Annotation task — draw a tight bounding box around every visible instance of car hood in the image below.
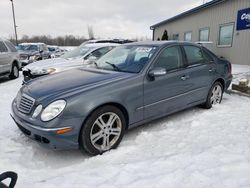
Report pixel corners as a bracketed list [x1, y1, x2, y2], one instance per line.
[23, 68, 134, 100]
[24, 57, 84, 72]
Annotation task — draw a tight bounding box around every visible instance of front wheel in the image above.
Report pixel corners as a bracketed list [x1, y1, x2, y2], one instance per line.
[202, 82, 223, 109]
[9, 63, 19, 79]
[79, 105, 126, 155]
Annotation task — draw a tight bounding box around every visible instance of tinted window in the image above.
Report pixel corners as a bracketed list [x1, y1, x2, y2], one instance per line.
[202, 49, 213, 62]
[0, 41, 8, 52]
[5, 41, 17, 52]
[218, 23, 234, 46]
[154, 46, 183, 71]
[184, 46, 204, 65]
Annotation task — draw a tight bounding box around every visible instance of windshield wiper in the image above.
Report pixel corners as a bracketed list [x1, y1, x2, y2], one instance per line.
[105, 61, 120, 71]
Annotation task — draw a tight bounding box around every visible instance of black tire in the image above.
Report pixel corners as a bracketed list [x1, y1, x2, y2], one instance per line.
[79, 105, 126, 155]
[201, 81, 223, 109]
[9, 63, 19, 79]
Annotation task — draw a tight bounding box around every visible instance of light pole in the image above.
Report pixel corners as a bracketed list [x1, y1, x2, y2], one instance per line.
[10, 0, 18, 45]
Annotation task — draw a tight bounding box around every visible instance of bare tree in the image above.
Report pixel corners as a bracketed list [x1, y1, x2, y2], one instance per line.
[87, 25, 95, 40]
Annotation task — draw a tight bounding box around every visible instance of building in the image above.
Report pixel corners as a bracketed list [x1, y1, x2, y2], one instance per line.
[150, 0, 250, 65]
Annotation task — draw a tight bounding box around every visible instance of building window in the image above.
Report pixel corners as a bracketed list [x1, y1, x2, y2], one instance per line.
[199, 28, 209, 41]
[184, 32, 192, 41]
[173, 34, 179, 40]
[218, 23, 234, 47]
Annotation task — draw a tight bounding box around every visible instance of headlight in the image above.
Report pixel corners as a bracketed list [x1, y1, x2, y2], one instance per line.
[41, 100, 66, 122]
[31, 68, 56, 75]
[29, 55, 38, 61]
[46, 68, 56, 74]
[32, 105, 43, 118]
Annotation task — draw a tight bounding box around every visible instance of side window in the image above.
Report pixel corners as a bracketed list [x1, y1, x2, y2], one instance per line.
[0, 41, 8, 52]
[5, 41, 17, 52]
[154, 46, 183, 71]
[202, 49, 214, 62]
[91, 47, 113, 59]
[184, 46, 205, 66]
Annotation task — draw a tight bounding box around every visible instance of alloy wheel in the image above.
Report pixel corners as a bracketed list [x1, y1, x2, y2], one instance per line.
[210, 84, 222, 105]
[90, 112, 122, 151]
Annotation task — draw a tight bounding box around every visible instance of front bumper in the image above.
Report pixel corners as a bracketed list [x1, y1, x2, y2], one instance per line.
[11, 101, 82, 150]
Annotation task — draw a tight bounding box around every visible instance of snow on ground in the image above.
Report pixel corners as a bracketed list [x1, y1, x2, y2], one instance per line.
[0, 65, 250, 188]
[231, 64, 250, 86]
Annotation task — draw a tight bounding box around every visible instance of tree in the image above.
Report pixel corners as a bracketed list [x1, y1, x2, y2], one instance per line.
[161, 30, 169, 40]
[87, 25, 95, 40]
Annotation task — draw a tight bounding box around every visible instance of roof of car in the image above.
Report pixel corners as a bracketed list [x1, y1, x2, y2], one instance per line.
[82, 43, 120, 48]
[19, 42, 46, 46]
[123, 40, 201, 47]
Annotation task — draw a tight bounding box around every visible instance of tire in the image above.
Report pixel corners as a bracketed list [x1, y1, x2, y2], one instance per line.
[79, 105, 126, 155]
[9, 63, 19, 79]
[201, 81, 223, 109]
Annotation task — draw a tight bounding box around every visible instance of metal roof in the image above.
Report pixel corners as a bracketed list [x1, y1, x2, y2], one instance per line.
[150, 0, 226, 29]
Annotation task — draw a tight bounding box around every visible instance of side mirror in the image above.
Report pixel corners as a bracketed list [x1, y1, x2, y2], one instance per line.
[39, 50, 43, 53]
[148, 67, 167, 78]
[87, 55, 97, 61]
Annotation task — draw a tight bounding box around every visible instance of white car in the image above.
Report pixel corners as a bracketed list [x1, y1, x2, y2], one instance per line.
[23, 43, 119, 82]
[0, 38, 21, 79]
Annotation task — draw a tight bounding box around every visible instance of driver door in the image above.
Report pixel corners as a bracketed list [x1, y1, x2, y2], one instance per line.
[143, 45, 191, 120]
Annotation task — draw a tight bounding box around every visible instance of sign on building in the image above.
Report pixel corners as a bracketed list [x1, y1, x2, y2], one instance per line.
[237, 7, 250, 31]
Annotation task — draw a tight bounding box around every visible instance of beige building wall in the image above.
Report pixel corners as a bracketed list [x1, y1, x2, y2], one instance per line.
[153, 0, 250, 65]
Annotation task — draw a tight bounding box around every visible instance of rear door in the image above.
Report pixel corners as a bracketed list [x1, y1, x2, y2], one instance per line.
[143, 45, 192, 120]
[0, 41, 11, 74]
[181, 45, 216, 105]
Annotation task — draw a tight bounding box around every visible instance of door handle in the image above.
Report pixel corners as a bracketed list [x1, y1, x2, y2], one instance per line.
[181, 75, 189, 81]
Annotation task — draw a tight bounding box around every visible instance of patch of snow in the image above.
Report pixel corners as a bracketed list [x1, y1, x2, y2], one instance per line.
[0, 66, 250, 188]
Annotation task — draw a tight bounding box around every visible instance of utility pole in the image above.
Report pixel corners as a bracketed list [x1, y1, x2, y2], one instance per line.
[10, 0, 18, 45]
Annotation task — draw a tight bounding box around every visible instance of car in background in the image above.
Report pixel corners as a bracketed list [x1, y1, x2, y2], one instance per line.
[17, 43, 51, 66]
[83, 39, 135, 45]
[11, 41, 232, 155]
[48, 45, 67, 58]
[22, 43, 119, 82]
[0, 38, 21, 79]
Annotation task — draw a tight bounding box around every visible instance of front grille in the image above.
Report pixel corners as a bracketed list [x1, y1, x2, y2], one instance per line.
[17, 94, 35, 114]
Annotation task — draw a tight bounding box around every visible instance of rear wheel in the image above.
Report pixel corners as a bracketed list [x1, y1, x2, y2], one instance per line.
[79, 105, 126, 155]
[202, 81, 223, 109]
[9, 63, 19, 79]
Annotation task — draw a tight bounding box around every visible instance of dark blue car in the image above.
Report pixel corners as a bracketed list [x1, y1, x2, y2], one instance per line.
[11, 41, 232, 155]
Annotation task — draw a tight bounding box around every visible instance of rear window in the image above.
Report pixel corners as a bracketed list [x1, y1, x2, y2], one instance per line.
[5, 41, 17, 52]
[183, 45, 204, 66]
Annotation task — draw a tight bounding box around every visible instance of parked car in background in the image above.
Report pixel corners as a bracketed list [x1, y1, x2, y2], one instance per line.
[0, 38, 21, 79]
[11, 41, 232, 155]
[48, 45, 67, 58]
[22, 43, 119, 82]
[82, 39, 135, 45]
[17, 43, 51, 66]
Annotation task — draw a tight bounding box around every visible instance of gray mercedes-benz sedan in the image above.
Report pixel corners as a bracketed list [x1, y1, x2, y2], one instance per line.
[11, 41, 232, 155]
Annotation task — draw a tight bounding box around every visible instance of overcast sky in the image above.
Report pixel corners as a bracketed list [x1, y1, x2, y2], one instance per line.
[0, 0, 206, 40]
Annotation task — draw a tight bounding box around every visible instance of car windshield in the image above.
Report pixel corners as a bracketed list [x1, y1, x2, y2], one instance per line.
[96, 45, 158, 73]
[61, 46, 93, 59]
[18, 45, 39, 51]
